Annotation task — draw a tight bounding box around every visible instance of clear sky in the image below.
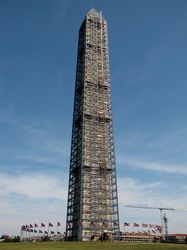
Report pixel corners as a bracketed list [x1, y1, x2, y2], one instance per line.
[0, 0, 187, 236]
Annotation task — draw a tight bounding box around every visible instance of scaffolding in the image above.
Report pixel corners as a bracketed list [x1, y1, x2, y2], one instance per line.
[66, 8, 120, 241]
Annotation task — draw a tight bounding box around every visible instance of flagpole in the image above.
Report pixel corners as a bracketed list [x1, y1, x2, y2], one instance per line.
[26, 226, 28, 239]
[20, 226, 22, 239]
[25, 226, 27, 240]
[29, 224, 30, 240]
[38, 226, 40, 237]
[56, 222, 58, 235]
[23, 226, 27, 241]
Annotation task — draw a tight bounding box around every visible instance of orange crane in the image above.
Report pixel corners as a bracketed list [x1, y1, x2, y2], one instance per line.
[124, 204, 174, 241]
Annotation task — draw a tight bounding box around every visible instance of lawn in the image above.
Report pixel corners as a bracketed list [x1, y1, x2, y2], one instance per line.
[0, 242, 187, 250]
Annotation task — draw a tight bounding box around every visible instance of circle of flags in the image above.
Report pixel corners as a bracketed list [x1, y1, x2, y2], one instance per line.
[20, 222, 63, 240]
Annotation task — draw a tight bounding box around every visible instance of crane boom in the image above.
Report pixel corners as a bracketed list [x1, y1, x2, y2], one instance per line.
[124, 204, 174, 211]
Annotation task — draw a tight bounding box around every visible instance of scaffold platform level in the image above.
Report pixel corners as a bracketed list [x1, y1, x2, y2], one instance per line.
[66, 8, 119, 241]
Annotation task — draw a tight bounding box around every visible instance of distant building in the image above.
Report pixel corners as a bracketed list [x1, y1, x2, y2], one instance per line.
[66, 8, 120, 241]
[121, 233, 187, 244]
[168, 234, 187, 244]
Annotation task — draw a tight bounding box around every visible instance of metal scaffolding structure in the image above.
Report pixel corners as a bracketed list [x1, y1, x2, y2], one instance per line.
[66, 8, 120, 241]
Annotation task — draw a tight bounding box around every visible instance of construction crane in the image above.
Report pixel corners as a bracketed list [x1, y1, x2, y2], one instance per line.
[124, 204, 174, 241]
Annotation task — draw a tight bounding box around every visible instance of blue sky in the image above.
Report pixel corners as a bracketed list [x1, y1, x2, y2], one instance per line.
[0, 0, 187, 236]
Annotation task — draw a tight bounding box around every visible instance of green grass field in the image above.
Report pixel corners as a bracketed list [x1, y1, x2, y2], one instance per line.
[0, 242, 187, 250]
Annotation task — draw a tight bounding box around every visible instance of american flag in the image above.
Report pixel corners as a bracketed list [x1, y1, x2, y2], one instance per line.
[134, 223, 139, 227]
[142, 223, 148, 227]
[114, 222, 119, 226]
[124, 222, 130, 226]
